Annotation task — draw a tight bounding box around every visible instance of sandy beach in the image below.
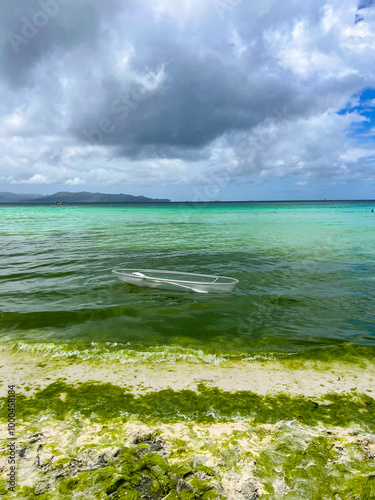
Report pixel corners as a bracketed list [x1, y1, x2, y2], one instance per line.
[1, 346, 375, 398]
[1, 347, 374, 499]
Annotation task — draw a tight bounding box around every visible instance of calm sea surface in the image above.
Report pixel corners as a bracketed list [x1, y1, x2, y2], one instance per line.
[1, 201, 374, 362]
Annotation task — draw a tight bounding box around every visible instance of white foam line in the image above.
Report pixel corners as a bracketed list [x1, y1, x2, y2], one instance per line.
[1, 342, 295, 365]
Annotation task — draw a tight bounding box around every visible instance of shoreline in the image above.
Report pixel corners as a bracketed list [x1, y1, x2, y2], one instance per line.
[1, 347, 374, 399]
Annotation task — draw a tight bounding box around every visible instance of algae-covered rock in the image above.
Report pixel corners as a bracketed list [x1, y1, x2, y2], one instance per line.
[132, 430, 161, 444]
[176, 478, 194, 492]
[2, 379, 375, 499]
[10, 438, 228, 500]
[0, 479, 8, 496]
[132, 474, 155, 498]
[234, 478, 259, 499]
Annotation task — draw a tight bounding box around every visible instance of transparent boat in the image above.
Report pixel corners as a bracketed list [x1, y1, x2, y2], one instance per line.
[112, 269, 238, 294]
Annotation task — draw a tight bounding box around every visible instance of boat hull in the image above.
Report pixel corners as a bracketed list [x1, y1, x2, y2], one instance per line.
[112, 269, 238, 294]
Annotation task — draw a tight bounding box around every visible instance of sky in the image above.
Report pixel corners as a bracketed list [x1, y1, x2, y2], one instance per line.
[0, 0, 374, 201]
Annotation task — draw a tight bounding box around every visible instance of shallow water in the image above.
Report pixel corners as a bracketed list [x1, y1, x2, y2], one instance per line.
[1, 201, 374, 361]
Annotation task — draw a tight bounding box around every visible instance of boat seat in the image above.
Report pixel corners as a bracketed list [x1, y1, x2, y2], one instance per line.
[132, 272, 148, 278]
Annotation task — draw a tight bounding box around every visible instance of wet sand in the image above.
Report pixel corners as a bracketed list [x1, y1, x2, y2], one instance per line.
[1, 348, 374, 398]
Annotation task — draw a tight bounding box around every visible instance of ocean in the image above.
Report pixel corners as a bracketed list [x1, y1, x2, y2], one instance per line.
[1, 200, 374, 364]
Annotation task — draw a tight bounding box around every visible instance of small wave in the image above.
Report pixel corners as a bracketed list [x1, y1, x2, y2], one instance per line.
[0, 341, 293, 365]
[242, 352, 297, 361]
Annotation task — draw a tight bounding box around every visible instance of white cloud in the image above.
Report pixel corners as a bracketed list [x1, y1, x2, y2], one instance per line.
[363, 98, 375, 107]
[264, 6, 364, 80]
[20, 174, 49, 184]
[65, 177, 85, 185]
[0, 0, 374, 195]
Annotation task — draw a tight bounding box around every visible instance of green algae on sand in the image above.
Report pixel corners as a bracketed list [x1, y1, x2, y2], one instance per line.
[2, 420, 375, 499]
[2, 380, 374, 429]
[1, 348, 374, 498]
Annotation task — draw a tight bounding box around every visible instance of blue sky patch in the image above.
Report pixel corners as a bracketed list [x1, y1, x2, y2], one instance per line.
[339, 88, 375, 143]
[358, 0, 375, 10]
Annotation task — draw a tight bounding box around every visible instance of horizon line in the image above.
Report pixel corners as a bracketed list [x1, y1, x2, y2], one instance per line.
[1, 198, 374, 204]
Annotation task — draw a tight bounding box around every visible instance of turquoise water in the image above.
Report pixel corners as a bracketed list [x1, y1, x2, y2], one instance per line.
[1, 201, 374, 361]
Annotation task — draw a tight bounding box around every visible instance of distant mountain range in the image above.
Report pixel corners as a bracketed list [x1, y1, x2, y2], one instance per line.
[0, 192, 42, 202]
[0, 191, 170, 203]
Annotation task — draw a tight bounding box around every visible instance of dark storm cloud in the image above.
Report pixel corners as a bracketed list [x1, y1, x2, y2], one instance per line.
[0, 0, 374, 191]
[0, 0, 122, 86]
[74, 50, 296, 158]
[65, 3, 303, 158]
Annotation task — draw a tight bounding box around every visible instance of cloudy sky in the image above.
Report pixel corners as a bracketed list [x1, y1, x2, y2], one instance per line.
[0, 0, 374, 201]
